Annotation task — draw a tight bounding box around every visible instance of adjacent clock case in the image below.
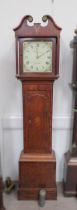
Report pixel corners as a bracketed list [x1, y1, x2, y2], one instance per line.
[63, 29, 77, 196]
[14, 15, 61, 200]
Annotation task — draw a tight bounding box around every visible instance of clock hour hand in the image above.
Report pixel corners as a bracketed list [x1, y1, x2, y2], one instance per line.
[37, 50, 49, 59]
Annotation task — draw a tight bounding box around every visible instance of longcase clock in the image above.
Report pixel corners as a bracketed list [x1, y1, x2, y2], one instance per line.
[14, 15, 61, 200]
[63, 29, 77, 196]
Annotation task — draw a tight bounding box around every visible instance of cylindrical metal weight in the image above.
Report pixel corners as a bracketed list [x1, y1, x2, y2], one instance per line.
[39, 189, 46, 207]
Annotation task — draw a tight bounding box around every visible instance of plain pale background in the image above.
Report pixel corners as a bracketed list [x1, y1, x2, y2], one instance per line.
[0, 0, 76, 181]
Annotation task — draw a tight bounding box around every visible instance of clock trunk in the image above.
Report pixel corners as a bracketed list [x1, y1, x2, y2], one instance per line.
[23, 82, 52, 153]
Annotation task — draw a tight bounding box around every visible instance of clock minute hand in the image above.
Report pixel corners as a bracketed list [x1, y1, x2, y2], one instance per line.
[36, 46, 38, 58]
[37, 50, 49, 59]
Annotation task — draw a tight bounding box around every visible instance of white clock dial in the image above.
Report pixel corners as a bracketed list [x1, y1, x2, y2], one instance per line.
[23, 41, 52, 72]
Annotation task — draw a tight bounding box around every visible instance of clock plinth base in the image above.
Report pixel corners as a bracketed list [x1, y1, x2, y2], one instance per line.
[18, 152, 57, 200]
[63, 151, 77, 196]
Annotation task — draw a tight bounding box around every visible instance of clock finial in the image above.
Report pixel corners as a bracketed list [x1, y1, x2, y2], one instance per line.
[70, 27, 77, 48]
[74, 28, 77, 35]
[42, 15, 48, 22]
[27, 16, 33, 23]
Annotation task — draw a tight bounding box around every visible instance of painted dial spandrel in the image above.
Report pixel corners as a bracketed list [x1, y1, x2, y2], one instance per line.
[23, 41, 52, 72]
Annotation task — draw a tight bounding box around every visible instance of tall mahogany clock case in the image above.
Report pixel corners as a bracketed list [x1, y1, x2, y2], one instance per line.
[14, 15, 61, 200]
[63, 29, 77, 196]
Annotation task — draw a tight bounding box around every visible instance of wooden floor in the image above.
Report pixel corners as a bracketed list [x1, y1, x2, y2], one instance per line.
[4, 184, 77, 210]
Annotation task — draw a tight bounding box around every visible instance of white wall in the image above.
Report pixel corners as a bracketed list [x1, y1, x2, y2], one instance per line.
[0, 0, 76, 181]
